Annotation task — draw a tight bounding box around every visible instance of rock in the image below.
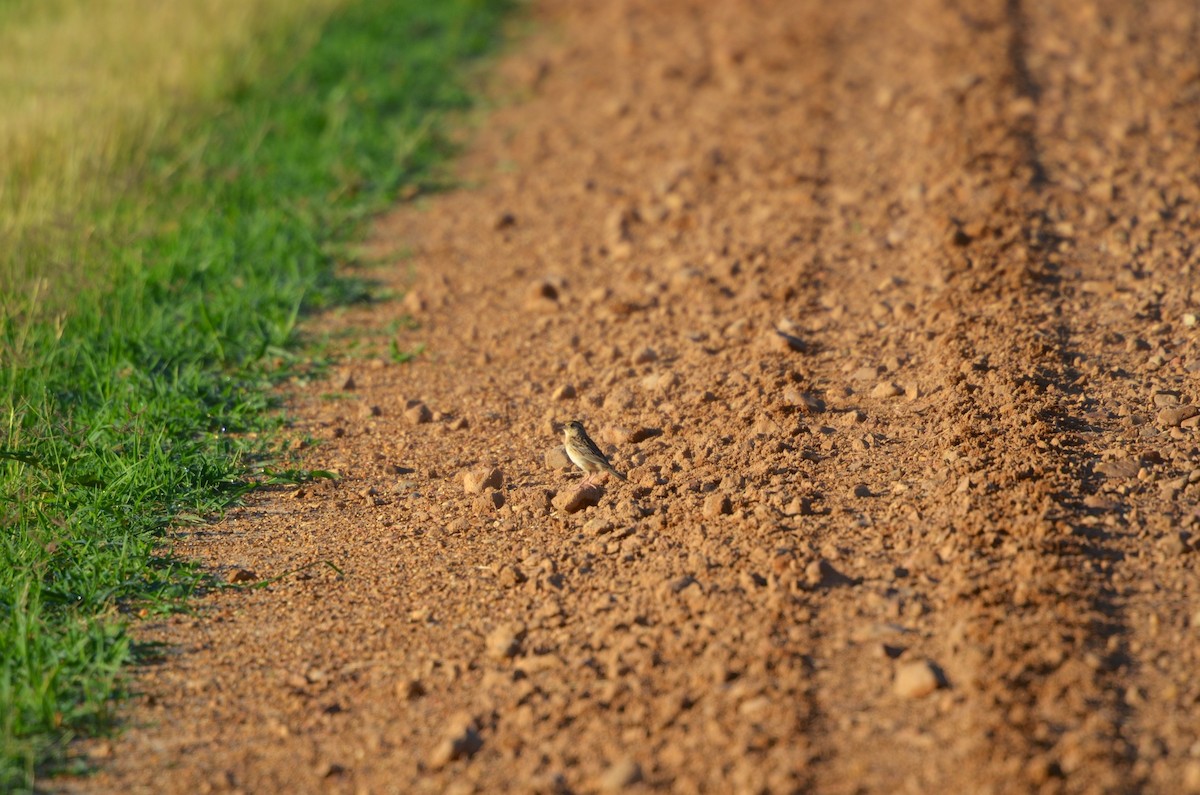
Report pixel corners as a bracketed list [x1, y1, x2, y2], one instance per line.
[486, 623, 524, 659]
[851, 365, 880, 382]
[359, 403, 382, 418]
[1160, 477, 1189, 501]
[894, 660, 942, 699]
[668, 575, 698, 595]
[1082, 494, 1121, 512]
[339, 372, 356, 391]
[463, 467, 503, 494]
[782, 386, 824, 412]
[396, 678, 426, 700]
[837, 409, 866, 427]
[402, 290, 426, 314]
[603, 426, 636, 445]
[604, 425, 663, 446]
[769, 330, 806, 353]
[702, 493, 732, 518]
[553, 383, 577, 400]
[632, 347, 658, 364]
[475, 490, 505, 513]
[430, 718, 483, 769]
[494, 211, 517, 230]
[228, 568, 258, 584]
[582, 517, 616, 536]
[552, 484, 602, 513]
[804, 558, 856, 588]
[1158, 405, 1199, 427]
[498, 564, 527, 587]
[852, 483, 873, 498]
[604, 387, 636, 411]
[598, 757, 643, 791]
[1153, 391, 1181, 408]
[545, 446, 572, 471]
[628, 426, 662, 443]
[1095, 459, 1140, 479]
[404, 400, 433, 425]
[448, 416, 469, 431]
[871, 381, 903, 399]
[785, 496, 814, 516]
[319, 762, 347, 779]
[528, 279, 560, 303]
[654, 371, 681, 392]
[1185, 759, 1200, 793]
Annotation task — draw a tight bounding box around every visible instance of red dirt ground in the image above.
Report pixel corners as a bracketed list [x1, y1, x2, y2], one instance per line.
[62, 0, 1200, 792]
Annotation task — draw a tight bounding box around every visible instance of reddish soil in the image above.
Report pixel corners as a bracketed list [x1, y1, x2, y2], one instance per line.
[64, 0, 1200, 792]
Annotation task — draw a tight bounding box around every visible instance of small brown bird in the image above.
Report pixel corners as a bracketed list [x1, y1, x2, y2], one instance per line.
[563, 420, 626, 486]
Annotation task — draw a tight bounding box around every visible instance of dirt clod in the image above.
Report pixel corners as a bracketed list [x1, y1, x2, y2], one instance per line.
[404, 400, 432, 425]
[1157, 405, 1198, 427]
[893, 660, 942, 699]
[702, 493, 732, 518]
[463, 467, 503, 494]
[552, 484, 602, 514]
[598, 757, 643, 791]
[486, 624, 524, 660]
[430, 718, 484, 769]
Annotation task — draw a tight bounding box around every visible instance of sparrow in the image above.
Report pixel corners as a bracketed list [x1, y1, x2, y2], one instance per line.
[563, 420, 626, 486]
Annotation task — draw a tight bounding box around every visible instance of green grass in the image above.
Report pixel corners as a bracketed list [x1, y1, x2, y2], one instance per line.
[0, 0, 512, 789]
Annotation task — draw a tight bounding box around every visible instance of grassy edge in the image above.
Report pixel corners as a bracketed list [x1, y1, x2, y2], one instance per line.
[0, 0, 513, 789]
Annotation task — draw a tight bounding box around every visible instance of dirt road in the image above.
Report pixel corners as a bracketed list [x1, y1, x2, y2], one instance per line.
[69, 0, 1200, 792]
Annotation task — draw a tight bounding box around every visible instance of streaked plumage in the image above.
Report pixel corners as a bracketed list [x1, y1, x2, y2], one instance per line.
[563, 420, 626, 485]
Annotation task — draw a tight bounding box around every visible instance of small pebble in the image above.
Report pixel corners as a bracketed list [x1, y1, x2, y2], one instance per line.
[702, 493, 732, 518]
[851, 365, 880, 382]
[598, 757, 643, 791]
[871, 381, 903, 399]
[404, 400, 433, 425]
[486, 624, 524, 659]
[1157, 405, 1198, 428]
[1153, 391, 1181, 408]
[632, 347, 658, 364]
[769, 330, 806, 353]
[498, 564, 527, 587]
[894, 660, 941, 698]
[553, 484, 602, 513]
[463, 467, 503, 494]
[396, 678, 426, 700]
[545, 446, 572, 471]
[430, 719, 483, 769]
[228, 568, 258, 584]
[528, 279, 559, 303]
[475, 490, 505, 513]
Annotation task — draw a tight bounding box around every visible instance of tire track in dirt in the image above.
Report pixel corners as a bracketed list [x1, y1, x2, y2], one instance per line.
[1016, 1, 1200, 788]
[792, 0, 1159, 789]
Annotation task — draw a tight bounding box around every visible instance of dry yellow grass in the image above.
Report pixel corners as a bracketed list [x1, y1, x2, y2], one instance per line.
[0, 0, 348, 294]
